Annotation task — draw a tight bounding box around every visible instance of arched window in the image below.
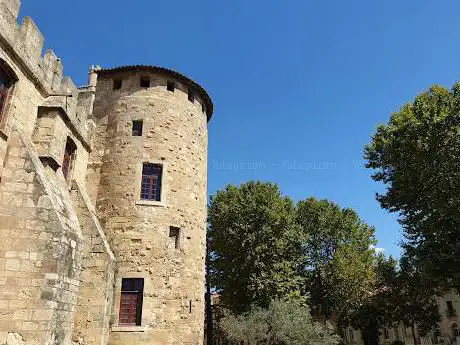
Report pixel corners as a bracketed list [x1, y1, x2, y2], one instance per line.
[451, 323, 459, 339]
[62, 137, 77, 182]
[0, 60, 17, 128]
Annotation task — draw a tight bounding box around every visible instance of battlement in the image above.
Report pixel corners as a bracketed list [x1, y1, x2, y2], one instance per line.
[2, 0, 20, 18]
[0, 0, 95, 148]
[0, 0, 78, 98]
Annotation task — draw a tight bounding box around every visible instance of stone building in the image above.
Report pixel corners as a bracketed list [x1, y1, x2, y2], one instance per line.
[344, 292, 460, 345]
[0, 1, 213, 345]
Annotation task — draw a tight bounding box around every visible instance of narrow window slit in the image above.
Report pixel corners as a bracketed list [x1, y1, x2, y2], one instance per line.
[132, 120, 143, 136]
[140, 76, 150, 88]
[62, 137, 77, 182]
[169, 227, 180, 249]
[0, 62, 16, 126]
[167, 81, 175, 92]
[188, 90, 194, 103]
[113, 79, 122, 90]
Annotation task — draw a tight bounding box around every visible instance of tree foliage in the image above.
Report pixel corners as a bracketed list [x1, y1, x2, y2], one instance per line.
[392, 255, 440, 343]
[365, 84, 460, 289]
[208, 182, 379, 319]
[297, 198, 377, 325]
[351, 254, 399, 345]
[219, 299, 341, 345]
[352, 254, 440, 345]
[208, 182, 305, 313]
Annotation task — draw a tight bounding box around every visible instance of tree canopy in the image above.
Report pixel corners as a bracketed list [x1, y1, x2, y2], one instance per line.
[208, 182, 305, 313]
[297, 198, 377, 326]
[392, 255, 440, 343]
[208, 182, 377, 322]
[365, 84, 460, 289]
[351, 254, 440, 345]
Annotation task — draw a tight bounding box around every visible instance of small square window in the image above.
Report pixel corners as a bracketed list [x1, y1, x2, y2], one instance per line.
[140, 163, 162, 201]
[132, 120, 143, 136]
[188, 91, 194, 103]
[140, 76, 150, 88]
[113, 79, 122, 90]
[169, 227, 180, 249]
[119, 278, 144, 326]
[167, 81, 175, 92]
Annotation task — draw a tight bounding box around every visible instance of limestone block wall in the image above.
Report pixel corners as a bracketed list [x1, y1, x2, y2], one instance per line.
[88, 68, 210, 345]
[31, 108, 90, 187]
[0, 131, 83, 345]
[32, 108, 70, 168]
[71, 181, 115, 345]
[0, 0, 94, 180]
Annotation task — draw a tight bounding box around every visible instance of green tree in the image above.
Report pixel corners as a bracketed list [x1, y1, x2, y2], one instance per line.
[296, 198, 377, 326]
[352, 254, 440, 345]
[351, 254, 398, 345]
[365, 84, 460, 289]
[208, 182, 305, 313]
[392, 255, 440, 345]
[219, 299, 341, 345]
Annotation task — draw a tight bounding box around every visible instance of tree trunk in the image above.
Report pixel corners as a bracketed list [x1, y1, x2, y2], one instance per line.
[362, 322, 379, 345]
[411, 322, 417, 345]
[205, 240, 214, 345]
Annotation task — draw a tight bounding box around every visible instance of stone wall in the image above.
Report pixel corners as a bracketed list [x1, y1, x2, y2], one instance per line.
[0, 1, 100, 344]
[71, 181, 115, 345]
[0, 0, 92, 180]
[0, 131, 83, 345]
[0, 2, 213, 345]
[88, 70, 208, 345]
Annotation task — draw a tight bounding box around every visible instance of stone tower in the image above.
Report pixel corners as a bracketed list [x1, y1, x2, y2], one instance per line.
[86, 66, 213, 345]
[0, 0, 213, 343]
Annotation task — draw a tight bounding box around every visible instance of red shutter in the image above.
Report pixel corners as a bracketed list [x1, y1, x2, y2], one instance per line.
[119, 293, 138, 325]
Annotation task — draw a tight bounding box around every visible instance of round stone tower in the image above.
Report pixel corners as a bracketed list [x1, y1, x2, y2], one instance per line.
[86, 66, 213, 345]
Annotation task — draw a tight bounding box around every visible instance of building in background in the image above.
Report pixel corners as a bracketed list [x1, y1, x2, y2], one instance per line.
[204, 293, 226, 345]
[344, 292, 460, 345]
[0, 1, 213, 344]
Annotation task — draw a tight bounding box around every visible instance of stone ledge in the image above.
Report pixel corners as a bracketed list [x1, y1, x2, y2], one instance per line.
[135, 200, 166, 207]
[111, 326, 146, 333]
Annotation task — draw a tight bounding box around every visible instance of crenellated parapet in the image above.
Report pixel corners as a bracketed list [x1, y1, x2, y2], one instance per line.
[0, 0, 65, 95]
[0, 0, 94, 147]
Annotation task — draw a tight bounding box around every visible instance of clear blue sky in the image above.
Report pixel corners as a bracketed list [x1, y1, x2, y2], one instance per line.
[21, 1, 460, 258]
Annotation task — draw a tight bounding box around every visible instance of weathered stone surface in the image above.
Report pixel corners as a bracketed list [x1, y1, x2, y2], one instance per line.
[0, 1, 211, 345]
[88, 70, 208, 345]
[6, 332, 25, 345]
[0, 132, 83, 345]
[70, 181, 115, 345]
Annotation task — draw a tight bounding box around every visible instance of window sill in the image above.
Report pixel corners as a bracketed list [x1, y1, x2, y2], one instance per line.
[0, 128, 7, 141]
[136, 200, 166, 207]
[111, 326, 146, 332]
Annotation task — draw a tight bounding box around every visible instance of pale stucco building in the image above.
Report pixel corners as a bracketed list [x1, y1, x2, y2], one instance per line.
[345, 292, 460, 345]
[0, 1, 213, 344]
